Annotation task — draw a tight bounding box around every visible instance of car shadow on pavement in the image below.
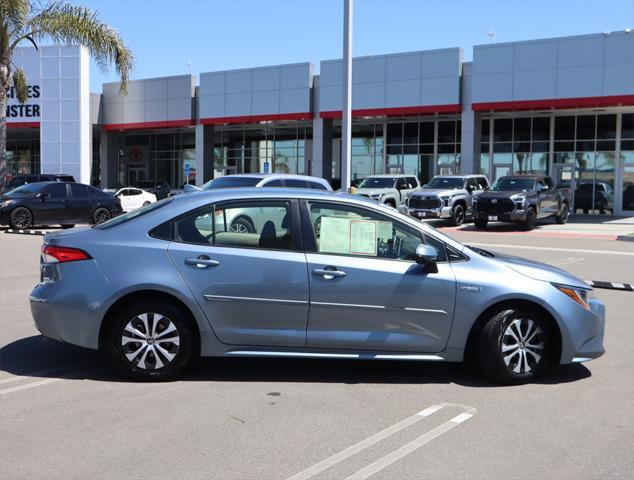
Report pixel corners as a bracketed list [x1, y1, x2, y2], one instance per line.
[1, 335, 592, 387]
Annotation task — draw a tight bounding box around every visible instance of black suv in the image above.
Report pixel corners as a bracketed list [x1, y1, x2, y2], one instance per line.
[134, 180, 171, 200]
[2, 174, 75, 194]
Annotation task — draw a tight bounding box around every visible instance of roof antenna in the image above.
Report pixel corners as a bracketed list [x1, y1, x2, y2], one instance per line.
[187, 59, 192, 75]
[488, 30, 496, 43]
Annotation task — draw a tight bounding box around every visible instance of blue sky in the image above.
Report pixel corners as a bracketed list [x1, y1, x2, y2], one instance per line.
[64, 0, 634, 92]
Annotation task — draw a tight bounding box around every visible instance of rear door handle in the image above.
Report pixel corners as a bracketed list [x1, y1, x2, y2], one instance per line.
[312, 268, 346, 279]
[185, 256, 220, 269]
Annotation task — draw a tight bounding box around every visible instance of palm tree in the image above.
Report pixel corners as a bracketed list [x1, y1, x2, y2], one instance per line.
[1, 0, 133, 191]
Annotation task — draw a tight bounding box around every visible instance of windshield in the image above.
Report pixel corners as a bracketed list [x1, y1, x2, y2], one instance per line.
[426, 177, 464, 189]
[358, 177, 396, 189]
[203, 177, 261, 189]
[492, 178, 536, 192]
[4, 183, 47, 196]
[94, 197, 173, 229]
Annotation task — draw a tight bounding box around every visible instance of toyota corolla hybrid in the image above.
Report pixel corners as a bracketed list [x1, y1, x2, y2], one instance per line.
[30, 188, 605, 384]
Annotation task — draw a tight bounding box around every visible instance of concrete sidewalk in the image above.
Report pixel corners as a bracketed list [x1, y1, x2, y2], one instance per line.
[432, 215, 634, 240]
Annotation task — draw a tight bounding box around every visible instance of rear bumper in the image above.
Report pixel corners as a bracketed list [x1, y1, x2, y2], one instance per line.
[29, 260, 114, 350]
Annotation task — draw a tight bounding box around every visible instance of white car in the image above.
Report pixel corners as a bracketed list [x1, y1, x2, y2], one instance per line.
[115, 187, 157, 212]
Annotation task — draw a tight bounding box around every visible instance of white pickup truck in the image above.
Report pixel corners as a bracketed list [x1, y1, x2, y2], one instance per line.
[353, 175, 421, 208]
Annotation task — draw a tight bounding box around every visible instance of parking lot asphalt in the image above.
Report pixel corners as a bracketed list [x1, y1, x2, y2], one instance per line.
[1, 226, 633, 480]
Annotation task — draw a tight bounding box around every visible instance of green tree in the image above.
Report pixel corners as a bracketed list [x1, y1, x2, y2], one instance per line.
[1, 0, 133, 190]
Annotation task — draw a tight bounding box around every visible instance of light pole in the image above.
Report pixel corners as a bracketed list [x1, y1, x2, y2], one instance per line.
[341, 0, 353, 192]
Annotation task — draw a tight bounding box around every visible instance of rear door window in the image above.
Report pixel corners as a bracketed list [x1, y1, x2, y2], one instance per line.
[284, 179, 309, 188]
[69, 184, 90, 198]
[307, 181, 328, 190]
[173, 200, 296, 251]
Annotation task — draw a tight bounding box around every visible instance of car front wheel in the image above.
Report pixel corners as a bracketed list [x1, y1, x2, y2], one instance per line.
[106, 300, 196, 381]
[451, 204, 465, 226]
[475, 307, 550, 384]
[9, 207, 33, 229]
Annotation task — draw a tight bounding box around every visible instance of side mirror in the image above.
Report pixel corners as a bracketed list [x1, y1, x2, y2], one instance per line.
[35, 192, 49, 201]
[415, 244, 438, 264]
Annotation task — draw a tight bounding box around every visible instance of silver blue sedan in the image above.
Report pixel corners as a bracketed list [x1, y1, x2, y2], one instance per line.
[30, 188, 605, 384]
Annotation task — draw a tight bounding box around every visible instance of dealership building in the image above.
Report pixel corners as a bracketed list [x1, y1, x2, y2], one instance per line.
[5, 30, 634, 215]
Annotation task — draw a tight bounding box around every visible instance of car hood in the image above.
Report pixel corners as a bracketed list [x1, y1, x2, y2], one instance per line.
[492, 251, 590, 289]
[411, 188, 464, 197]
[355, 188, 394, 195]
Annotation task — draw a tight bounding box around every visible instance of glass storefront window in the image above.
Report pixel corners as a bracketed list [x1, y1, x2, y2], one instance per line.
[622, 165, 634, 212]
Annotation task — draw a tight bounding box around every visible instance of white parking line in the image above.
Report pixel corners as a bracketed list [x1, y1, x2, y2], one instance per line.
[286, 403, 475, 480]
[0, 361, 89, 385]
[0, 367, 102, 396]
[469, 243, 634, 256]
[549, 257, 585, 267]
[346, 409, 476, 480]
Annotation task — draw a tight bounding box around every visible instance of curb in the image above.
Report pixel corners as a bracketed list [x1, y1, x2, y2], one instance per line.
[4, 229, 49, 236]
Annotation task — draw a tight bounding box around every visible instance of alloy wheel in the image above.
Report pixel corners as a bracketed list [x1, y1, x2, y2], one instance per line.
[94, 209, 111, 224]
[230, 222, 249, 234]
[12, 208, 32, 229]
[121, 313, 181, 370]
[501, 318, 544, 374]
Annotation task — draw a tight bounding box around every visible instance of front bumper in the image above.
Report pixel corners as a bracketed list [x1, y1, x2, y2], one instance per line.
[473, 209, 528, 222]
[555, 296, 606, 364]
[407, 206, 453, 219]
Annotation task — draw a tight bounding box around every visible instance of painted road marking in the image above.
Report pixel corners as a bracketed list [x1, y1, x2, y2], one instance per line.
[549, 257, 585, 267]
[469, 243, 634, 256]
[346, 409, 476, 480]
[0, 367, 102, 396]
[287, 403, 475, 480]
[0, 361, 89, 385]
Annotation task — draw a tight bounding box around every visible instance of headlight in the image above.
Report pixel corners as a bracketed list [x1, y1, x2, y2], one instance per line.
[1, 200, 13, 208]
[553, 284, 592, 310]
[370, 194, 381, 199]
[439, 195, 451, 206]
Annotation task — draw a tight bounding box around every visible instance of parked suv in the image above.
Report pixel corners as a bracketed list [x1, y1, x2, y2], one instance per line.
[135, 180, 171, 200]
[407, 175, 490, 226]
[354, 175, 420, 208]
[472, 175, 571, 230]
[2, 173, 75, 194]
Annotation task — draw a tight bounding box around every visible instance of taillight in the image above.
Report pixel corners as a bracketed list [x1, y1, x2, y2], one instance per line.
[41, 244, 92, 263]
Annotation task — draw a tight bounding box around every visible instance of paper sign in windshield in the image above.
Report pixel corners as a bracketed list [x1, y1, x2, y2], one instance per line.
[349, 220, 377, 255]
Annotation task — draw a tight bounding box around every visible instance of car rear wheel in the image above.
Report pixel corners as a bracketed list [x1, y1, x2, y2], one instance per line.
[451, 204, 465, 226]
[474, 218, 488, 230]
[230, 216, 255, 234]
[475, 307, 550, 385]
[555, 203, 569, 224]
[9, 207, 33, 229]
[92, 207, 111, 225]
[522, 208, 536, 231]
[142, 201, 151, 207]
[106, 300, 196, 381]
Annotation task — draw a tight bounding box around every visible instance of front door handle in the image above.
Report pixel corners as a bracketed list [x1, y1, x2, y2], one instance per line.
[312, 268, 346, 280]
[185, 255, 220, 269]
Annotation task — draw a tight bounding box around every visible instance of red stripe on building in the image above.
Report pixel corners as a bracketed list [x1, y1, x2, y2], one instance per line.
[472, 95, 634, 112]
[7, 121, 40, 128]
[103, 119, 196, 131]
[199, 112, 313, 125]
[320, 104, 462, 119]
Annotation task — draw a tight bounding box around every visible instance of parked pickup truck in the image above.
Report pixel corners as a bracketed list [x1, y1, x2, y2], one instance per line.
[353, 175, 420, 208]
[406, 174, 490, 226]
[472, 175, 571, 230]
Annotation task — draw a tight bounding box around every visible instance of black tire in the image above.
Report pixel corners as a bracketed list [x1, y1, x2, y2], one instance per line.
[522, 208, 536, 231]
[60, 224, 75, 229]
[384, 199, 396, 208]
[230, 216, 255, 234]
[475, 307, 551, 385]
[142, 201, 151, 207]
[9, 207, 33, 229]
[555, 203, 569, 224]
[105, 299, 197, 381]
[450, 204, 466, 226]
[92, 207, 111, 225]
[474, 218, 488, 230]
